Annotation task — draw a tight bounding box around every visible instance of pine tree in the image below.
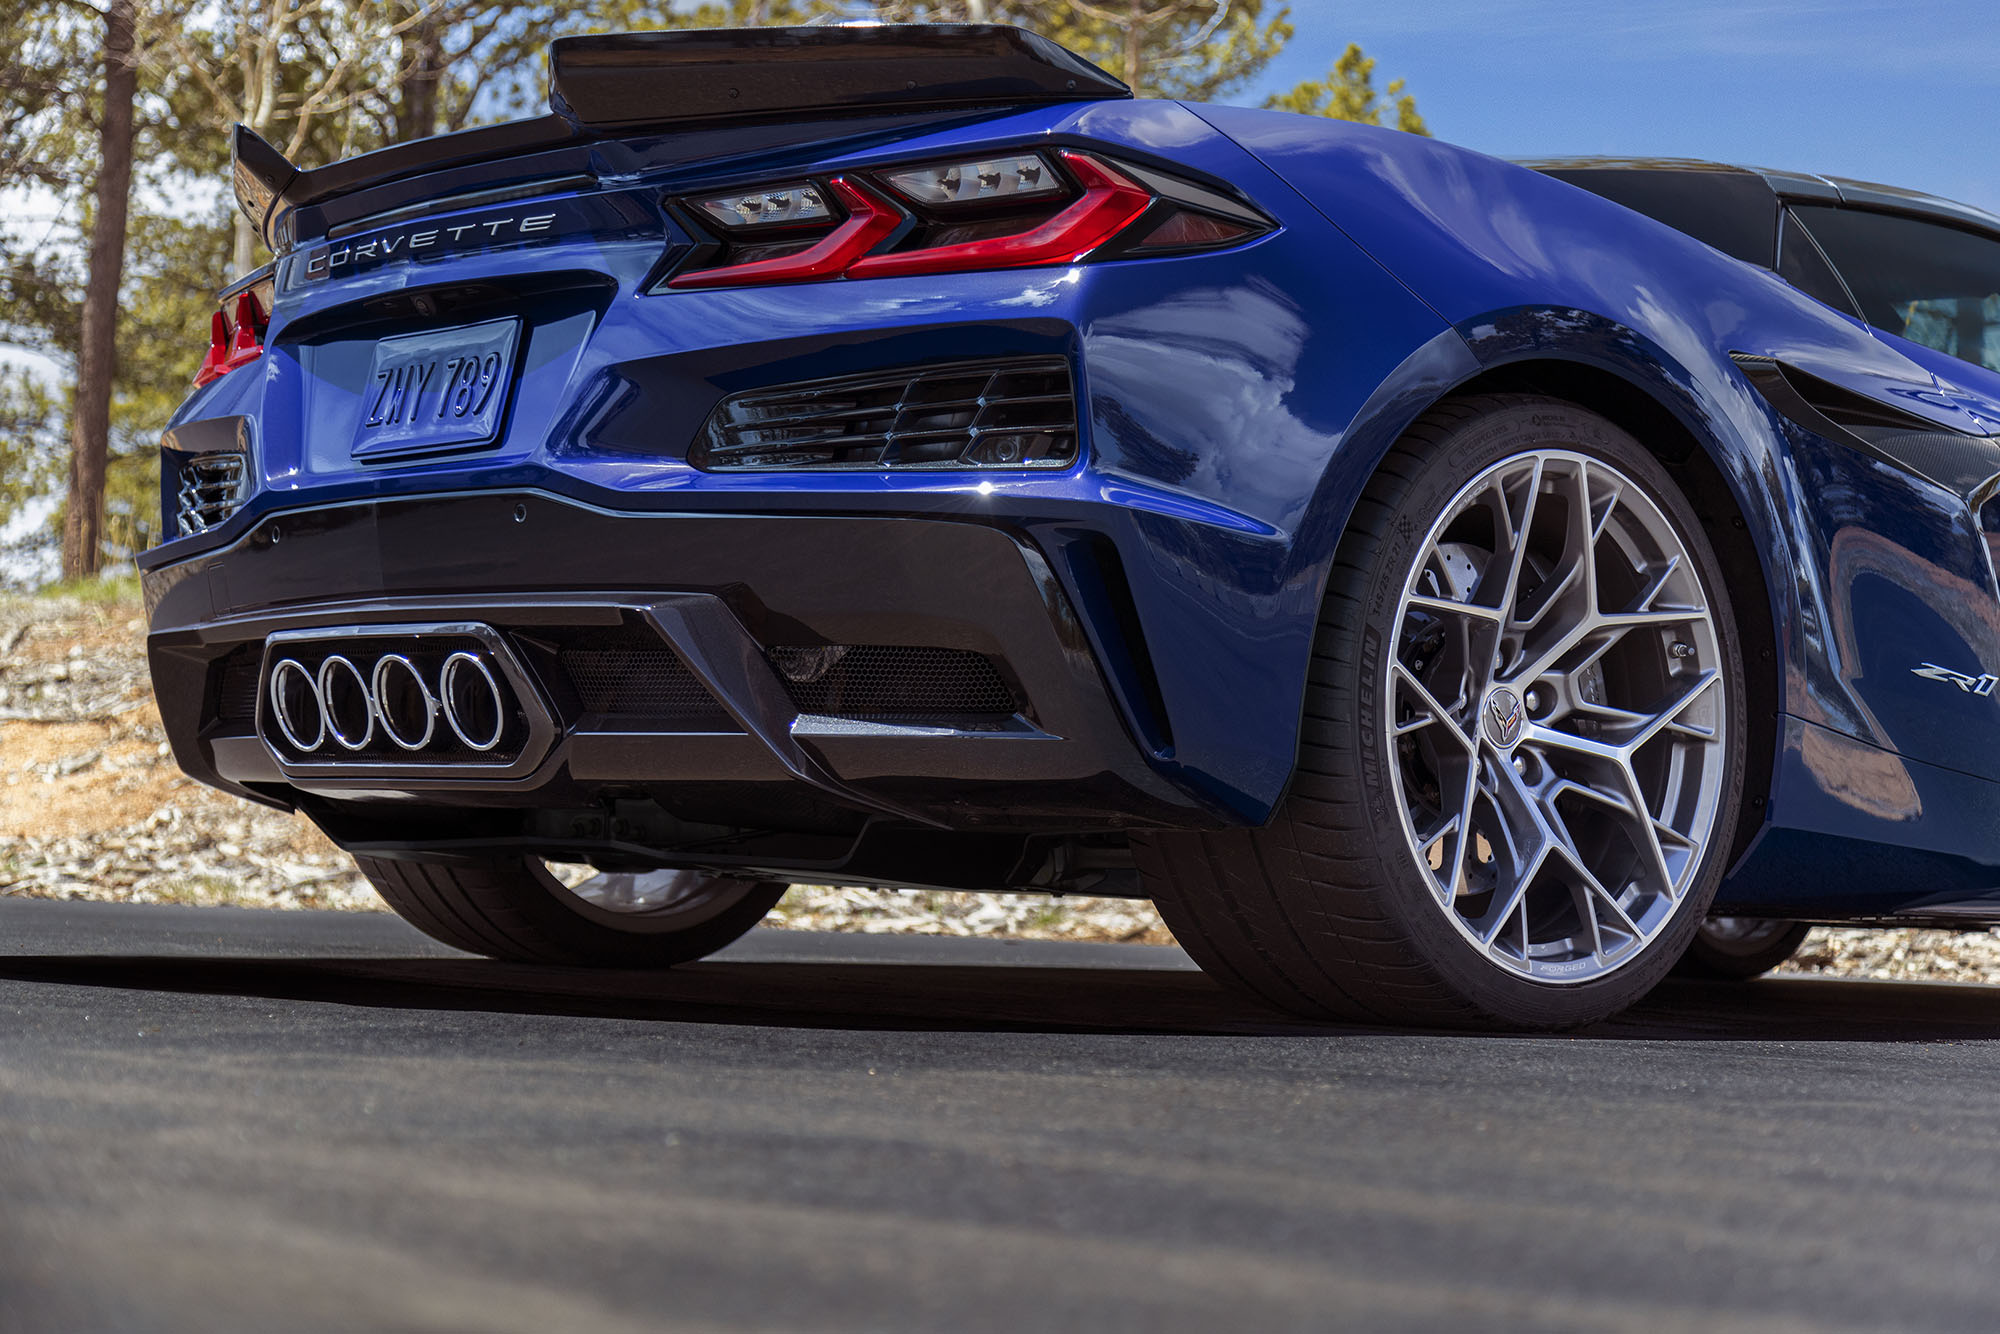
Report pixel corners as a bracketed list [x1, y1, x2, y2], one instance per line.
[61, 0, 139, 580]
[1266, 42, 1428, 135]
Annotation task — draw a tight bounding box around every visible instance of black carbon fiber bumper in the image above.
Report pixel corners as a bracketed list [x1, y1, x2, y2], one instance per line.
[143, 490, 1225, 886]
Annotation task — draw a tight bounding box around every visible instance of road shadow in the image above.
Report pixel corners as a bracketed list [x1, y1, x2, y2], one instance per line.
[2, 944, 1999, 1041]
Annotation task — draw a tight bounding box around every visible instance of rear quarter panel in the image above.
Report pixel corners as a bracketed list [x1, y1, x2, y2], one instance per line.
[1199, 106, 2000, 913]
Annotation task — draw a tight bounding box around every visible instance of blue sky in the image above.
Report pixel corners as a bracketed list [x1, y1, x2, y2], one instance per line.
[1235, 0, 2000, 214]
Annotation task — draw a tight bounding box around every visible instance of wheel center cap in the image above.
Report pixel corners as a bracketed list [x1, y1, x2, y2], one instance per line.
[1482, 686, 1525, 750]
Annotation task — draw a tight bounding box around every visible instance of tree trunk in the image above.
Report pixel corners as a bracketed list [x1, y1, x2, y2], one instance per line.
[231, 212, 257, 277]
[395, 10, 444, 143]
[62, 0, 138, 580]
[1124, 0, 1143, 90]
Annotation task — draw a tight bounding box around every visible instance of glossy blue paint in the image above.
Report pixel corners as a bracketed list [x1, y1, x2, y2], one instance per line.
[1718, 716, 2000, 917]
[146, 93, 2000, 913]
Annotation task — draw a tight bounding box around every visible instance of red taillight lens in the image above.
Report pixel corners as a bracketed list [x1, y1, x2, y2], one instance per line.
[192, 289, 268, 388]
[662, 148, 1269, 291]
[847, 152, 1151, 279]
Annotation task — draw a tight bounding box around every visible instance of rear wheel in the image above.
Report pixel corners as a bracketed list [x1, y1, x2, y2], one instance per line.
[1674, 916, 1811, 980]
[1138, 396, 1748, 1029]
[356, 854, 786, 967]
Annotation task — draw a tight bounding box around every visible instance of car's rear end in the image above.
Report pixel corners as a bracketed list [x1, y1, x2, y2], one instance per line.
[141, 25, 1340, 905]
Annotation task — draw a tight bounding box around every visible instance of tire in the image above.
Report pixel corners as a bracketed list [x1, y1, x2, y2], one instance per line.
[1673, 916, 1811, 980]
[355, 854, 786, 967]
[1138, 395, 1748, 1029]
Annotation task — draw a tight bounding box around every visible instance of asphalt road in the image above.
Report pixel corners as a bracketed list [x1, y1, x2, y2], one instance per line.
[5, 900, 2000, 1332]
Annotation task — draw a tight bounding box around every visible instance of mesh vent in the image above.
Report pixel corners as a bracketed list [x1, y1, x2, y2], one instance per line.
[212, 644, 263, 727]
[770, 645, 1017, 719]
[695, 357, 1077, 471]
[176, 452, 247, 535]
[557, 626, 735, 727]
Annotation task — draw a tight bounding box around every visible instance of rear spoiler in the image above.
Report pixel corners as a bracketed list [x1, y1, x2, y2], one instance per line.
[230, 24, 1128, 253]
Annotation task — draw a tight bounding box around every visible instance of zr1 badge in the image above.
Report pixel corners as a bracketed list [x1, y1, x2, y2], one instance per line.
[1912, 662, 2000, 696]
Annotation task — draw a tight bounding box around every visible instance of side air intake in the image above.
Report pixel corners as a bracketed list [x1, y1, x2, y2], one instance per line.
[1733, 352, 2000, 496]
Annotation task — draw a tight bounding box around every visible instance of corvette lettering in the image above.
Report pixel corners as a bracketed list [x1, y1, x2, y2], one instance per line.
[301, 212, 558, 280]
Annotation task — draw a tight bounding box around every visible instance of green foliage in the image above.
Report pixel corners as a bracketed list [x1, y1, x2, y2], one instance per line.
[1266, 42, 1428, 135]
[0, 363, 64, 584]
[0, 5, 92, 355]
[449, 0, 842, 134]
[1043, 0, 1293, 101]
[0, 366, 63, 520]
[91, 208, 229, 561]
[0, 4, 90, 194]
[113, 208, 232, 437]
[34, 569, 142, 603]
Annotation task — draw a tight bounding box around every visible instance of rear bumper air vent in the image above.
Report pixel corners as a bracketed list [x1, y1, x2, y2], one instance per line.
[162, 416, 254, 538]
[173, 453, 247, 536]
[556, 624, 737, 728]
[692, 357, 1077, 471]
[769, 644, 1018, 720]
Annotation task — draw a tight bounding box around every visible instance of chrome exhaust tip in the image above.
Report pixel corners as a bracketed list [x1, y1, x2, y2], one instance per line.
[316, 654, 376, 752]
[440, 651, 506, 752]
[370, 654, 437, 751]
[254, 624, 547, 776]
[267, 658, 326, 752]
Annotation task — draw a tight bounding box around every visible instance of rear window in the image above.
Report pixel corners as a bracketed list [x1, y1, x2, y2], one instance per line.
[1538, 168, 1778, 267]
[1792, 204, 2000, 373]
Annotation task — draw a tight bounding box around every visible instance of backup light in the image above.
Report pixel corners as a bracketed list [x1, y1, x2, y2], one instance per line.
[882, 154, 1062, 208]
[693, 183, 832, 229]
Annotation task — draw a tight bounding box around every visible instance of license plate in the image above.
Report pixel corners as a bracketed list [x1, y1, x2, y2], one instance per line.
[351, 317, 520, 460]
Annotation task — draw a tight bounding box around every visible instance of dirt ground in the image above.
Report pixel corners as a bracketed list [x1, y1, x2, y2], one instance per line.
[6, 590, 2000, 978]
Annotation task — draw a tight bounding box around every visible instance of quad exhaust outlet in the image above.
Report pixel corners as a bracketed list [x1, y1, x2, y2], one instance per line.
[267, 648, 509, 756]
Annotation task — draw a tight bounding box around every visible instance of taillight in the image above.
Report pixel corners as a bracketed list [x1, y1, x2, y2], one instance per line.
[662, 148, 1271, 290]
[193, 286, 269, 388]
[848, 152, 1151, 279]
[670, 177, 902, 289]
[880, 153, 1066, 208]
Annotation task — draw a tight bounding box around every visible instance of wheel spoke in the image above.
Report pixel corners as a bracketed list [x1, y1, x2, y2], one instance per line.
[1624, 670, 1721, 751]
[1633, 553, 1681, 611]
[1512, 459, 1599, 638]
[1393, 662, 1475, 754]
[1552, 844, 1609, 961]
[1439, 755, 1481, 900]
[1485, 458, 1544, 624]
[1591, 476, 1624, 544]
[1480, 835, 1548, 947]
[1561, 842, 1643, 942]
[1407, 593, 1505, 623]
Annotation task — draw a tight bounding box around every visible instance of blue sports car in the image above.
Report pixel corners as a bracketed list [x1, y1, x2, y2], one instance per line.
[143, 24, 2000, 1028]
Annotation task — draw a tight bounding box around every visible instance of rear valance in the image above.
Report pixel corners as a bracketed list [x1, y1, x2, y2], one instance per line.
[230, 24, 1128, 256]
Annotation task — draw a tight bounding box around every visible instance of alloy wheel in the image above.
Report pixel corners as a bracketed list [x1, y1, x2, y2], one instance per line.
[1385, 449, 1729, 983]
